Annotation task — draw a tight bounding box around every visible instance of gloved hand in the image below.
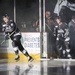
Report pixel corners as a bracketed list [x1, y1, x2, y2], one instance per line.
[5, 34, 10, 40]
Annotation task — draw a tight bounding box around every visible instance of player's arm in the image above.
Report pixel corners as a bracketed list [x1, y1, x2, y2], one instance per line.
[2, 24, 9, 40]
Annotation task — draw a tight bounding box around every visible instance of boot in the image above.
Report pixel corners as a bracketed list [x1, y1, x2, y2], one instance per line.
[28, 56, 34, 62]
[24, 51, 34, 62]
[14, 50, 20, 61]
[15, 55, 20, 62]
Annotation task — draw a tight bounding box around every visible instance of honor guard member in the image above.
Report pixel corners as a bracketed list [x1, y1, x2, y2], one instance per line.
[2, 14, 33, 62]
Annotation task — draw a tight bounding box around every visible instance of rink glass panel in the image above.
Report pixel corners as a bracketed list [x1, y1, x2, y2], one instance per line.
[16, 0, 39, 32]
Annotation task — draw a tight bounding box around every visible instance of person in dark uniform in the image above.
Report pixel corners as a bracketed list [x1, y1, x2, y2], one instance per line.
[45, 11, 58, 58]
[55, 16, 68, 58]
[69, 15, 75, 59]
[2, 14, 33, 62]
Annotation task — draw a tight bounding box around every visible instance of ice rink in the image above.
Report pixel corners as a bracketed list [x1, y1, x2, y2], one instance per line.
[0, 59, 75, 75]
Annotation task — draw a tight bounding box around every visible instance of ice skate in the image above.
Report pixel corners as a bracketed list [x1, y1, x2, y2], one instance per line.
[15, 56, 20, 62]
[28, 56, 34, 62]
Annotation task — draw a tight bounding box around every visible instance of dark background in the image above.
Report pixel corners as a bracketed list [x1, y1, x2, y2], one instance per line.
[0, 0, 39, 32]
[0, 0, 58, 32]
[0, 0, 75, 32]
[16, 0, 39, 32]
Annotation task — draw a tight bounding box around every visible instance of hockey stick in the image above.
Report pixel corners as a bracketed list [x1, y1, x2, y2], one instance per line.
[8, 29, 16, 37]
[45, 23, 52, 32]
[0, 29, 16, 46]
[0, 40, 5, 46]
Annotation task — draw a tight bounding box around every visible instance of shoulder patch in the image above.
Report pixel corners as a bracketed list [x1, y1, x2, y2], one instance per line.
[3, 24, 7, 27]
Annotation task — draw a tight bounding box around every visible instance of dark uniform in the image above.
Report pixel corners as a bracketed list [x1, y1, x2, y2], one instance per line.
[55, 22, 67, 58]
[45, 17, 58, 58]
[69, 20, 75, 58]
[2, 16, 33, 62]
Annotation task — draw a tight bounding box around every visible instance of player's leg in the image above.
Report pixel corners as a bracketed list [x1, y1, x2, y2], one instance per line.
[14, 35, 33, 62]
[18, 41, 34, 62]
[12, 41, 20, 61]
